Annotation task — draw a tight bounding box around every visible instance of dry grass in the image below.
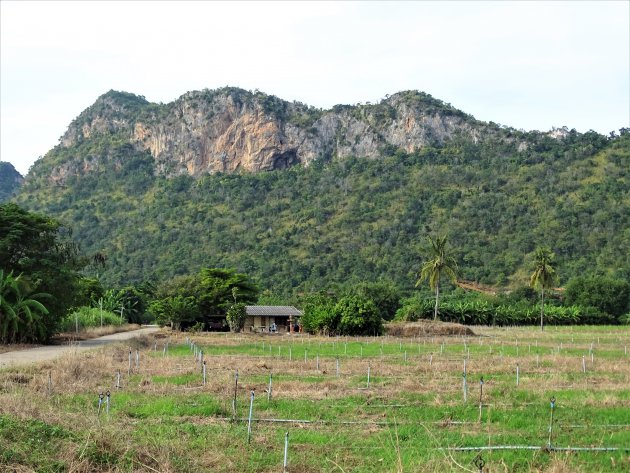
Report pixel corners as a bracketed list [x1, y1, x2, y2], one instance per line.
[0, 343, 43, 354]
[53, 324, 143, 343]
[0, 327, 628, 472]
[384, 320, 475, 337]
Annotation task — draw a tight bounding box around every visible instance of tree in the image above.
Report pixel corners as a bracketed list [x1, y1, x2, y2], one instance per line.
[196, 268, 258, 316]
[416, 235, 458, 320]
[335, 295, 382, 336]
[564, 276, 630, 320]
[530, 247, 557, 331]
[0, 270, 50, 343]
[352, 281, 401, 321]
[300, 292, 338, 334]
[0, 203, 84, 340]
[226, 303, 247, 332]
[149, 295, 198, 330]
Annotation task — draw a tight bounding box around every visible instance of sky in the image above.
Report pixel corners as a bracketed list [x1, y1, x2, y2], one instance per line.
[1, 1, 629, 175]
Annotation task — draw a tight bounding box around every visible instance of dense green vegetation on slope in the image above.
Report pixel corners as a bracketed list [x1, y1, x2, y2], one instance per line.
[15, 128, 629, 297]
[0, 162, 23, 202]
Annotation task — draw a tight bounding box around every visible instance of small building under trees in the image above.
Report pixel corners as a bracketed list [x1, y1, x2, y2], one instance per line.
[245, 306, 302, 333]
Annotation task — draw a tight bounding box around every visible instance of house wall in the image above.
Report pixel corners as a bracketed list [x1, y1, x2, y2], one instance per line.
[245, 316, 292, 332]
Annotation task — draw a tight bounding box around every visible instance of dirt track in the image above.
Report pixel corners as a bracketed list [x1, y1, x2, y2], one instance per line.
[0, 327, 161, 369]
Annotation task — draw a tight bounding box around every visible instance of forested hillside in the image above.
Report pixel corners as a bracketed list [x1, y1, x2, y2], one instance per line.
[0, 162, 23, 202]
[13, 87, 629, 296]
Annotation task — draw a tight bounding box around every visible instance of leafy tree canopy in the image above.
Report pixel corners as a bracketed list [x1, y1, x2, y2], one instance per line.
[0, 203, 84, 339]
[564, 276, 630, 319]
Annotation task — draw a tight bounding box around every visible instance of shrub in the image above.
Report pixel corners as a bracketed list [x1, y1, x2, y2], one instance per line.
[226, 303, 246, 332]
[59, 306, 123, 332]
[335, 295, 382, 336]
[394, 296, 433, 321]
[564, 276, 630, 318]
[300, 292, 338, 334]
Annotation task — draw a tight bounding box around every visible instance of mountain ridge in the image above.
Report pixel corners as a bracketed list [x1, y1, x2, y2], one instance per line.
[10, 87, 629, 294]
[26, 87, 552, 185]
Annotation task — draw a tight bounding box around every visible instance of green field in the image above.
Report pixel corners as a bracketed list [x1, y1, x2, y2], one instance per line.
[1, 326, 629, 472]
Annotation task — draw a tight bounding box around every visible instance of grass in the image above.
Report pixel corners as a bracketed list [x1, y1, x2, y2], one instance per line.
[0, 326, 629, 472]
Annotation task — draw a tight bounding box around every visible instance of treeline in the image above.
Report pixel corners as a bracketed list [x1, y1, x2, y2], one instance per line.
[2, 203, 629, 343]
[0, 202, 266, 342]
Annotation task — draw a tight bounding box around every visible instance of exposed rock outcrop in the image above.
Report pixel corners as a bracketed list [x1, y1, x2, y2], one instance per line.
[37, 87, 513, 183]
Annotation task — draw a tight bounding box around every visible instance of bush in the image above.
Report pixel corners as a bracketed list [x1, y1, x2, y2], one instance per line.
[59, 306, 123, 332]
[226, 303, 246, 332]
[351, 281, 401, 321]
[335, 295, 382, 336]
[564, 276, 630, 318]
[394, 296, 433, 321]
[300, 292, 338, 334]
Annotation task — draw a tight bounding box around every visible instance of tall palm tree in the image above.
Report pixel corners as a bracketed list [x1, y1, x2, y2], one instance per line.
[416, 235, 458, 320]
[530, 247, 557, 331]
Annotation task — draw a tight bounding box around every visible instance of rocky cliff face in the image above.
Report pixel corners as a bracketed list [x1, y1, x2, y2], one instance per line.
[37, 88, 501, 182]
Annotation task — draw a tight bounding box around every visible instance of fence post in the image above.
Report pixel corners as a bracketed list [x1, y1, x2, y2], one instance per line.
[268, 373, 273, 401]
[283, 431, 289, 472]
[247, 390, 255, 444]
[463, 359, 468, 403]
[548, 397, 556, 449]
[232, 370, 239, 418]
[478, 377, 484, 422]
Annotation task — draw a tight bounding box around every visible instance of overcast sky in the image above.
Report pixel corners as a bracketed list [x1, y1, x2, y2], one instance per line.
[1, 1, 628, 175]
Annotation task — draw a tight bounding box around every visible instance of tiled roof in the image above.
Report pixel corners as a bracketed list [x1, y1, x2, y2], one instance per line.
[245, 306, 303, 316]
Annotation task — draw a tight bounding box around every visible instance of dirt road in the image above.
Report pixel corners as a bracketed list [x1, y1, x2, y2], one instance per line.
[0, 327, 161, 369]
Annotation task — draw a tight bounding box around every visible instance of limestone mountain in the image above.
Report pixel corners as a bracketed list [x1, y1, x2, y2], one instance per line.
[27, 88, 507, 184]
[0, 162, 23, 202]
[13, 87, 630, 293]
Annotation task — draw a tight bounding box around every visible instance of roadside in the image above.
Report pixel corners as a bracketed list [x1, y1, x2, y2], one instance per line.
[0, 324, 151, 355]
[0, 326, 162, 369]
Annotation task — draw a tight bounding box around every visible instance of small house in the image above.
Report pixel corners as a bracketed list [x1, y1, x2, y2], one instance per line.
[245, 306, 303, 333]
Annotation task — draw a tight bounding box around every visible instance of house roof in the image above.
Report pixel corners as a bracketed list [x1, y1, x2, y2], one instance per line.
[245, 306, 303, 316]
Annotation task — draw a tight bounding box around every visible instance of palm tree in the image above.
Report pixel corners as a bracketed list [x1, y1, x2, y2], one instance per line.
[0, 270, 50, 343]
[416, 235, 458, 320]
[530, 247, 557, 331]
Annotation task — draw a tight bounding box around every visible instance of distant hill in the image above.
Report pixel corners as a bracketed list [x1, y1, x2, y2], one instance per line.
[14, 87, 630, 294]
[0, 162, 23, 202]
